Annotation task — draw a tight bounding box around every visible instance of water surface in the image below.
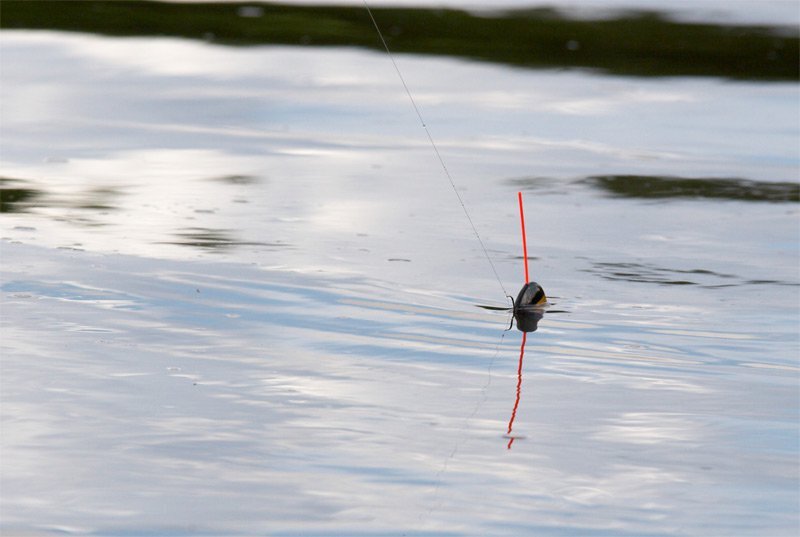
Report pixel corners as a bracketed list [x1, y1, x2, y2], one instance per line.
[1, 3, 798, 536]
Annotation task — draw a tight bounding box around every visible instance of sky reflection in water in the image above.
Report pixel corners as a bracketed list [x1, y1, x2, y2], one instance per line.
[0, 10, 798, 537]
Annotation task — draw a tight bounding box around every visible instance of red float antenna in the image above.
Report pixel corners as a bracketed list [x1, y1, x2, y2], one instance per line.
[518, 191, 530, 284]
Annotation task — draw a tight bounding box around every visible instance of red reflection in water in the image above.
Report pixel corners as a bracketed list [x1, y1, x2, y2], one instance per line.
[506, 331, 527, 449]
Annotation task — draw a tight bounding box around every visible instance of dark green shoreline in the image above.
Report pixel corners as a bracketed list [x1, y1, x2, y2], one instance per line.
[1, 1, 798, 81]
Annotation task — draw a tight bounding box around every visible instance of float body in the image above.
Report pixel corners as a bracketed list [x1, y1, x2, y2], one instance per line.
[513, 281, 546, 332]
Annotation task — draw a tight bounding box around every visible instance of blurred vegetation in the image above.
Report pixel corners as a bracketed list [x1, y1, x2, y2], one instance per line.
[589, 175, 800, 202]
[0, 178, 41, 213]
[1, 1, 797, 80]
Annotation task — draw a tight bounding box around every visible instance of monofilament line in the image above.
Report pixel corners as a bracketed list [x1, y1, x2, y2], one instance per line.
[363, 2, 510, 299]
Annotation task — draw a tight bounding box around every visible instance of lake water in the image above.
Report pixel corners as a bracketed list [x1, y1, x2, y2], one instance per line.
[1, 2, 798, 536]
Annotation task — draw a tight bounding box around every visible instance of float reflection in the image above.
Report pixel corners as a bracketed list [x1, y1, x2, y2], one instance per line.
[505, 331, 527, 449]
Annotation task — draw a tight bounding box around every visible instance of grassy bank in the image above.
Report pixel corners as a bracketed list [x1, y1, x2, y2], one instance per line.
[1, 1, 797, 80]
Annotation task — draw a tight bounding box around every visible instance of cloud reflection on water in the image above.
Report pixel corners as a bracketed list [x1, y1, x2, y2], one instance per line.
[1, 21, 798, 537]
[3, 239, 798, 535]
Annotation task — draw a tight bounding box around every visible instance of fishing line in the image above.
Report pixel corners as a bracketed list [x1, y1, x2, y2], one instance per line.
[423, 323, 511, 522]
[363, 5, 526, 523]
[363, 2, 510, 300]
